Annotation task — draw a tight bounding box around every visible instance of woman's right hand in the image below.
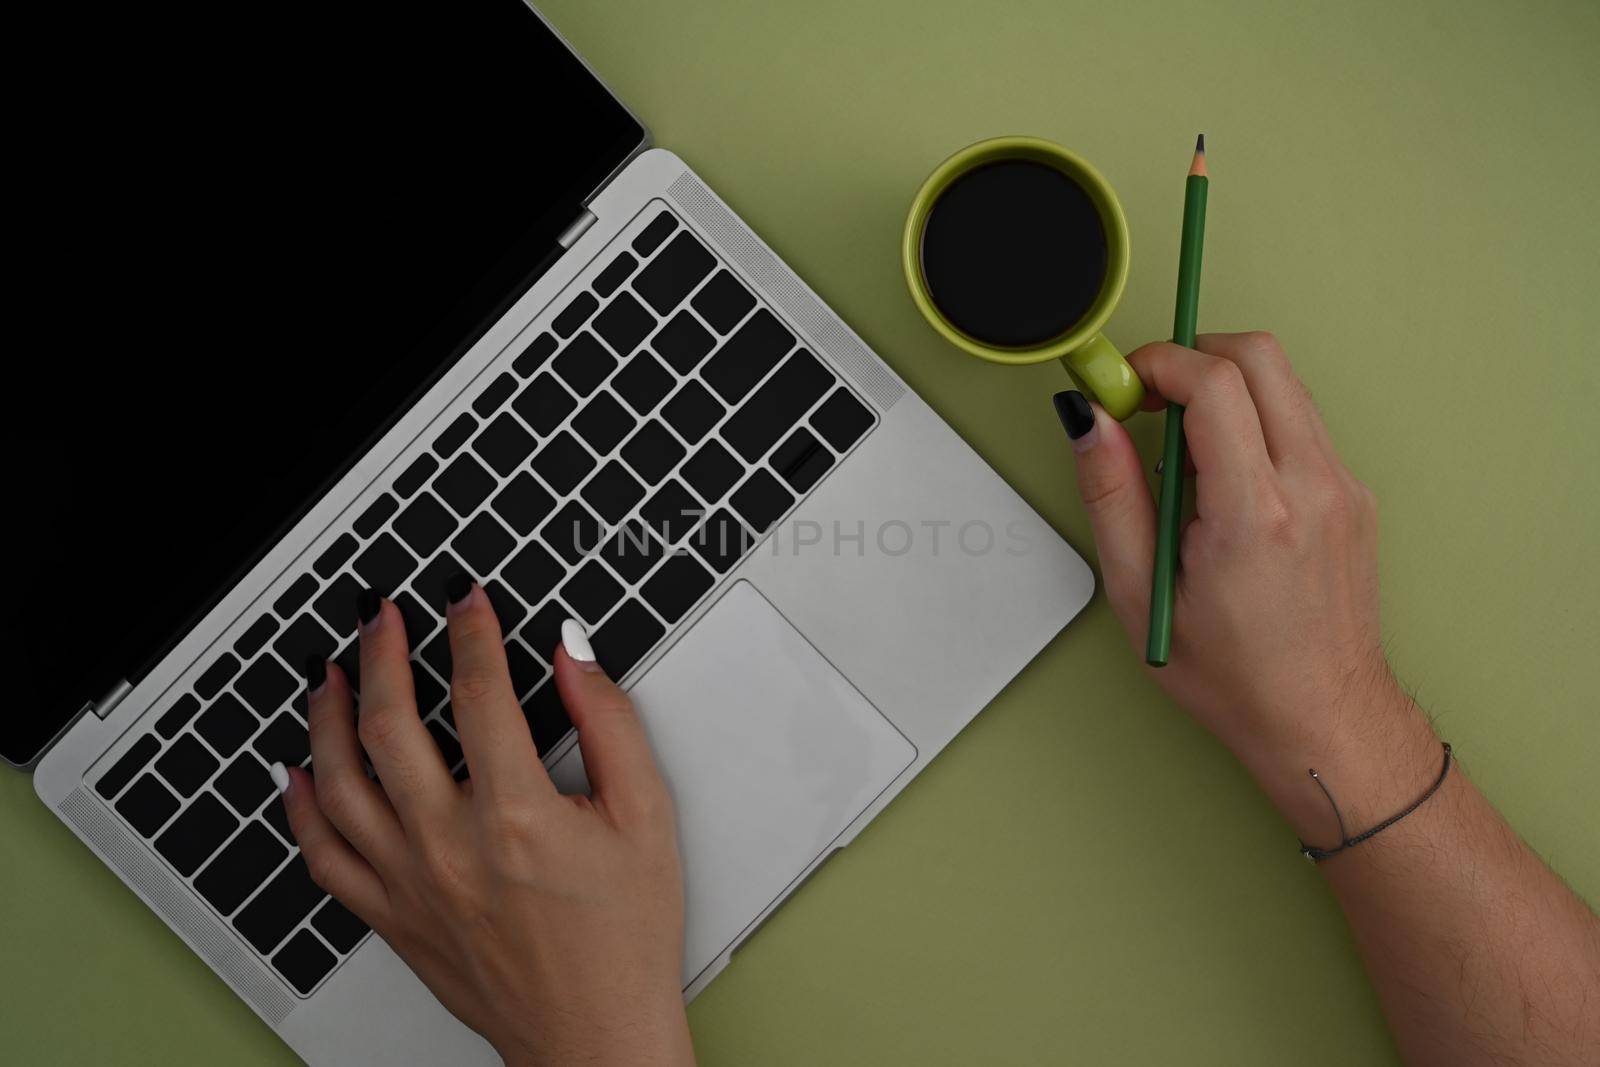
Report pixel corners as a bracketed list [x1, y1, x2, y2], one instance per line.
[1058, 331, 1440, 843]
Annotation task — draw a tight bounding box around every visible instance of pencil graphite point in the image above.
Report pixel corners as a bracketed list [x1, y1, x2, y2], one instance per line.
[1196, 133, 1205, 153]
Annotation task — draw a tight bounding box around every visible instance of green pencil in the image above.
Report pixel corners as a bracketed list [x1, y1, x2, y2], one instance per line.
[1146, 133, 1208, 667]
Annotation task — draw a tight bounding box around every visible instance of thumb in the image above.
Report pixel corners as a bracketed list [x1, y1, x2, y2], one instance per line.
[553, 620, 670, 821]
[1054, 391, 1157, 638]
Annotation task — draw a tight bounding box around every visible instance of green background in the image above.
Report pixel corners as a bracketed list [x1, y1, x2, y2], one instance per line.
[4, 1, 1597, 1063]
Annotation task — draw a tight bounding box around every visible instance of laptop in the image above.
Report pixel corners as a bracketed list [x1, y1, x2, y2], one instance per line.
[17, 2, 1094, 1062]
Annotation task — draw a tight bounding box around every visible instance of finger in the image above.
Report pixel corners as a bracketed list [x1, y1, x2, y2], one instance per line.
[443, 578, 553, 800]
[304, 659, 407, 867]
[1126, 342, 1278, 517]
[1054, 392, 1157, 635]
[278, 764, 390, 922]
[1193, 332, 1334, 465]
[355, 591, 457, 828]
[553, 620, 670, 824]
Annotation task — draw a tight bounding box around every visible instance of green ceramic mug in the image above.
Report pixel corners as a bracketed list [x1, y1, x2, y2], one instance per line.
[902, 136, 1144, 420]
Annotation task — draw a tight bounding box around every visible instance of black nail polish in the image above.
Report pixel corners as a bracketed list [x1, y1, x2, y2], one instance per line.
[357, 587, 381, 625]
[446, 572, 473, 605]
[303, 655, 327, 690]
[1053, 390, 1095, 441]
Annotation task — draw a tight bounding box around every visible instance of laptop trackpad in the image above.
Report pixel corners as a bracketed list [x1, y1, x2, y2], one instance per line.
[546, 580, 917, 987]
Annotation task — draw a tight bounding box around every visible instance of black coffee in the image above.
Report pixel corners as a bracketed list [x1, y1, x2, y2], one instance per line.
[919, 160, 1108, 348]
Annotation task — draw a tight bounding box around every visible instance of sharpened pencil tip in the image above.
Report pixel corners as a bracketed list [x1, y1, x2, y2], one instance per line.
[1196, 133, 1205, 153]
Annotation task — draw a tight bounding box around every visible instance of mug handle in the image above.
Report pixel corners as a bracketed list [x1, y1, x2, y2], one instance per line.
[1059, 332, 1144, 421]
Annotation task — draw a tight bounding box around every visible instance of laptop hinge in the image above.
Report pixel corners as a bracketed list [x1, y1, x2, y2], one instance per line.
[556, 208, 597, 249]
[91, 679, 134, 720]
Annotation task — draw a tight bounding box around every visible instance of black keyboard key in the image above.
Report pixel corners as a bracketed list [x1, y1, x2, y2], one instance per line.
[215, 753, 276, 816]
[540, 499, 604, 565]
[196, 654, 241, 700]
[115, 773, 180, 837]
[612, 351, 675, 416]
[155, 792, 239, 877]
[572, 391, 636, 456]
[412, 659, 447, 715]
[254, 713, 311, 768]
[771, 427, 834, 492]
[722, 349, 834, 462]
[154, 694, 203, 741]
[633, 231, 715, 315]
[432, 413, 477, 460]
[580, 461, 646, 524]
[433, 453, 498, 518]
[273, 615, 337, 674]
[520, 601, 570, 664]
[313, 534, 358, 580]
[491, 472, 555, 537]
[196, 822, 288, 916]
[312, 898, 370, 954]
[512, 373, 578, 435]
[811, 388, 875, 452]
[593, 251, 638, 297]
[512, 332, 559, 378]
[394, 590, 437, 651]
[235, 655, 299, 717]
[660, 381, 724, 444]
[353, 493, 400, 538]
[681, 439, 743, 504]
[97, 735, 160, 799]
[154, 733, 220, 797]
[427, 721, 464, 770]
[261, 800, 294, 846]
[531, 431, 596, 496]
[352, 533, 417, 597]
[234, 614, 280, 660]
[195, 693, 258, 757]
[632, 211, 677, 256]
[312, 572, 366, 638]
[701, 308, 796, 404]
[730, 469, 793, 531]
[419, 632, 452, 686]
[504, 639, 544, 699]
[393, 492, 456, 558]
[560, 561, 624, 625]
[273, 929, 337, 994]
[619, 420, 686, 485]
[692, 270, 756, 334]
[482, 580, 529, 636]
[692, 509, 754, 573]
[640, 553, 714, 623]
[234, 854, 325, 955]
[472, 412, 536, 476]
[641, 479, 706, 544]
[412, 551, 469, 613]
[471, 372, 518, 419]
[553, 291, 599, 338]
[274, 574, 319, 618]
[599, 521, 665, 585]
[394, 454, 439, 498]
[590, 599, 665, 678]
[334, 641, 361, 695]
[501, 541, 565, 608]
[593, 291, 655, 358]
[553, 332, 616, 397]
[649, 309, 715, 374]
[521, 682, 573, 755]
[452, 512, 516, 574]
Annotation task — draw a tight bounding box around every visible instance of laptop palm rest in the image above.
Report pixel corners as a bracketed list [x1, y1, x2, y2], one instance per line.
[547, 579, 917, 986]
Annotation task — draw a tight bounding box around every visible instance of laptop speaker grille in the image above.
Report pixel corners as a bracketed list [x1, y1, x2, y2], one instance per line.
[666, 171, 907, 413]
[57, 787, 297, 1025]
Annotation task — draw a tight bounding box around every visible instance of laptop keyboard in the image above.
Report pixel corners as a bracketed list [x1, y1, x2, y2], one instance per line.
[86, 203, 878, 997]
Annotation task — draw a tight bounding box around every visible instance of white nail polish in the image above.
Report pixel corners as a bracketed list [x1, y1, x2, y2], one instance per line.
[269, 761, 290, 796]
[561, 618, 599, 666]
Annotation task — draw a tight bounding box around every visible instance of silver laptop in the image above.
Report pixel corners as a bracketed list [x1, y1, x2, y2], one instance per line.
[19, 2, 1093, 1062]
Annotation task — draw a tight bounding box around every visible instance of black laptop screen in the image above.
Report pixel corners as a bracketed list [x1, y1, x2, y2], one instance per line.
[10, 1, 644, 765]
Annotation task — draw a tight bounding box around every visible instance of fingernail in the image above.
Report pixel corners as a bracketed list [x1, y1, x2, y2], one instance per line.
[561, 619, 603, 672]
[1053, 391, 1098, 451]
[357, 587, 382, 628]
[446, 572, 474, 607]
[268, 761, 290, 796]
[303, 655, 327, 694]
